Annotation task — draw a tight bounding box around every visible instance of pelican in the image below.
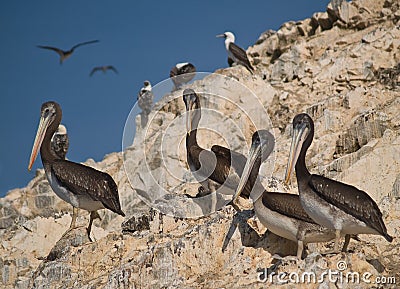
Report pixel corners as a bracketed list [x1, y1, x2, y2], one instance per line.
[28, 101, 125, 241]
[233, 130, 354, 259]
[184, 88, 255, 201]
[285, 113, 393, 252]
[170, 62, 196, 90]
[90, 65, 118, 76]
[51, 124, 69, 159]
[37, 40, 99, 64]
[216, 31, 254, 73]
[137, 80, 154, 128]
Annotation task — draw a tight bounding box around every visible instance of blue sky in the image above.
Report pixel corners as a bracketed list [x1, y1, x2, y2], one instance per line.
[0, 1, 329, 196]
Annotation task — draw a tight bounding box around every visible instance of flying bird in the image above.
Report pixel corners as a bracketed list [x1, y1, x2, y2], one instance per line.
[51, 124, 69, 160]
[170, 62, 196, 90]
[285, 113, 393, 252]
[28, 101, 125, 241]
[216, 31, 254, 73]
[37, 40, 99, 64]
[137, 80, 154, 128]
[90, 65, 118, 77]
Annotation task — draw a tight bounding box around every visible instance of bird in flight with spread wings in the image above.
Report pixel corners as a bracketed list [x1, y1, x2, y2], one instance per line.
[90, 65, 118, 77]
[37, 40, 99, 64]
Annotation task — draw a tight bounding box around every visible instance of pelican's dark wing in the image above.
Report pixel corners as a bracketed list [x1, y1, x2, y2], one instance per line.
[71, 40, 99, 51]
[51, 160, 125, 216]
[209, 145, 250, 193]
[211, 145, 247, 176]
[229, 42, 254, 72]
[37, 45, 64, 56]
[309, 174, 392, 241]
[263, 192, 317, 224]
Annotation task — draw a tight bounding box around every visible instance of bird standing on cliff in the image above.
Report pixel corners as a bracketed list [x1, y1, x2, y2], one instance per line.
[51, 124, 69, 160]
[216, 31, 254, 73]
[285, 113, 393, 252]
[170, 62, 196, 90]
[28, 101, 125, 241]
[137, 80, 154, 128]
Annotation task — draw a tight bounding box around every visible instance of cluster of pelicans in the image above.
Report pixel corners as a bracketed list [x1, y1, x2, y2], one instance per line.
[28, 31, 393, 259]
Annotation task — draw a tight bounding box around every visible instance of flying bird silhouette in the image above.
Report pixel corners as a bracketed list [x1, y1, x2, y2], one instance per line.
[37, 40, 100, 64]
[90, 65, 118, 76]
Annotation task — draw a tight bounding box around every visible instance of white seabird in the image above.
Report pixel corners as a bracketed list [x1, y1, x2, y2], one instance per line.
[137, 80, 154, 128]
[216, 31, 254, 73]
[51, 124, 69, 159]
[170, 62, 196, 90]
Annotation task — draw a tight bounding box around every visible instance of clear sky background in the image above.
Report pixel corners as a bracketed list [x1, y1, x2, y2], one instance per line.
[0, 1, 329, 196]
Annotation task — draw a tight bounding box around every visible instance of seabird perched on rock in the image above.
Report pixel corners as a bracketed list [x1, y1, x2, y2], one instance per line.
[37, 40, 99, 64]
[90, 65, 118, 77]
[216, 31, 254, 73]
[137, 80, 154, 128]
[28, 101, 125, 241]
[285, 113, 393, 252]
[51, 124, 69, 160]
[232, 130, 351, 259]
[170, 62, 196, 90]
[183, 89, 262, 205]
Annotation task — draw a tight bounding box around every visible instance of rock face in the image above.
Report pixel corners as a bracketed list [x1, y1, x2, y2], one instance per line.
[1, 0, 399, 288]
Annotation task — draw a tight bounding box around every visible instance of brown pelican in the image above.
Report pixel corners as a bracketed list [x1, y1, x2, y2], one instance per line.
[28, 101, 125, 241]
[137, 80, 154, 128]
[170, 62, 196, 90]
[90, 65, 118, 76]
[37, 40, 99, 64]
[51, 124, 69, 159]
[285, 113, 393, 252]
[216, 31, 254, 73]
[233, 130, 353, 259]
[184, 88, 254, 200]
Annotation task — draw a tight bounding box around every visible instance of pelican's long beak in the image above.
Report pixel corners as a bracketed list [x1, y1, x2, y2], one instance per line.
[232, 141, 260, 204]
[216, 34, 225, 38]
[284, 123, 309, 184]
[186, 108, 192, 135]
[185, 98, 196, 135]
[28, 115, 51, 170]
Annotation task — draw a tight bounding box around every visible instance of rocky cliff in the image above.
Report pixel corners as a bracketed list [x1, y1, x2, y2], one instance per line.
[1, 0, 399, 288]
